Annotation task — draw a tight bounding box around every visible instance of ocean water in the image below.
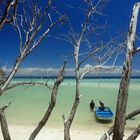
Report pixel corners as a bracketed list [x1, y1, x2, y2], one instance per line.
[0, 78, 140, 130]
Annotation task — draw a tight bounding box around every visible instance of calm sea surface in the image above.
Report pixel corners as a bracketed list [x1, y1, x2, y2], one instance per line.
[0, 78, 140, 130]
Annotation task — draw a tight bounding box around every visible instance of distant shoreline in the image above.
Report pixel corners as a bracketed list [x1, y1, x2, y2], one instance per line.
[11, 76, 140, 79]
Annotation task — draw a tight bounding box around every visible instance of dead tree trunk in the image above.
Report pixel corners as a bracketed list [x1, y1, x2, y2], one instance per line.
[0, 102, 11, 140]
[62, 4, 93, 139]
[113, 3, 140, 140]
[100, 108, 140, 140]
[62, 33, 82, 139]
[29, 61, 66, 140]
[0, 111, 11, 140]
[127, 124, 140, 140]
[62, 1, 108, 139]
[63, 72, 80, 140]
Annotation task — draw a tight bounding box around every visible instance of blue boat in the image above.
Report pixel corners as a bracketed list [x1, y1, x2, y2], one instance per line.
[95, 107, 114, 121]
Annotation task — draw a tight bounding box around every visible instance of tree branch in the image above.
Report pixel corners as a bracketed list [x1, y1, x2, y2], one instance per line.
[26, 14, 66, 57]
[29, 61, 66, 140]
[134, 46, 140, 54]
[0, 0, 18, 29]
[4, 81, 51, 92]
[78, 47, 100, 69]
[100, 108, 140, 140]
[0, 102, 12, 140]
[127, 124, 140, 140]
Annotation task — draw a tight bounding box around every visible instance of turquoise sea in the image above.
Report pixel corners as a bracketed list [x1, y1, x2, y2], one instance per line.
[0, 78, 140, 130]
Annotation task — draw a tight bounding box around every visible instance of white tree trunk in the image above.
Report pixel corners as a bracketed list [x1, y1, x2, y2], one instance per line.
[113, 3, 140, 140]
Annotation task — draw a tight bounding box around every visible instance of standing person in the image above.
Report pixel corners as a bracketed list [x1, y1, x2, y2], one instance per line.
[89, 100, 95, 111]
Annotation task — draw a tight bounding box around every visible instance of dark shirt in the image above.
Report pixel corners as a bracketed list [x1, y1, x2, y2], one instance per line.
[90, 101, 95, 110]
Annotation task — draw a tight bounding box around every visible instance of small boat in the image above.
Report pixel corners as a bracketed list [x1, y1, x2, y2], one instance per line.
[95, 107, 114, 121]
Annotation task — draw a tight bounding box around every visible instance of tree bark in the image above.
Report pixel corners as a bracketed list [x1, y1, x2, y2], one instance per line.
[113, 3, 140, 140]
[0, 103, 11, 140]
[63, 94, 80, 140]
[29, 61, 66, 140]
[0, 111, 11, 140]
[100, 108, 140, 140]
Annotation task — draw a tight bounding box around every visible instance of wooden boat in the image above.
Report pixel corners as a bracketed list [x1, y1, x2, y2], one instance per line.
[95, 107, 114, 121]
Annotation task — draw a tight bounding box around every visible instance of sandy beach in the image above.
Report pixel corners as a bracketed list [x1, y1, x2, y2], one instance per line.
[0, 124, 139, 140]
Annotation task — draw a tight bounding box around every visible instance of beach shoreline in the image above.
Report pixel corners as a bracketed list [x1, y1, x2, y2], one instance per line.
[0, 124, 139, 140]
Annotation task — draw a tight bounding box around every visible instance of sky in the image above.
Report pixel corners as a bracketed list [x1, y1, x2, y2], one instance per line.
[0, 0, 140, 76]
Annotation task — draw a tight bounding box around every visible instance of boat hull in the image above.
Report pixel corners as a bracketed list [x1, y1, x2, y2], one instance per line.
[95, 107, 114, 121]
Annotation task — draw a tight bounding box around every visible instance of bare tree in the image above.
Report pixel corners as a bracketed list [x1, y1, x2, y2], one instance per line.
[61, 1, 118, 140]
[0, 0, 66, 139]
[113, 3, 140, 140]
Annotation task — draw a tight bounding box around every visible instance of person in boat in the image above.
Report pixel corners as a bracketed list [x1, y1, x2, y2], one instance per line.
[89, 100, 95, 111]
[99, 100, 105, 111]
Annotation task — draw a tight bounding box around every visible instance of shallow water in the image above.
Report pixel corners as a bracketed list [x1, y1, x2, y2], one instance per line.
[0, 78, 140, 130]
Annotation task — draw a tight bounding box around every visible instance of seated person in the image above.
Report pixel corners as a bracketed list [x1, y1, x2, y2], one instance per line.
[99, 100, 105, 111]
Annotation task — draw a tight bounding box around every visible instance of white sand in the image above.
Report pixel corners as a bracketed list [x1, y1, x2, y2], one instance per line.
[0, 124, 139, 140]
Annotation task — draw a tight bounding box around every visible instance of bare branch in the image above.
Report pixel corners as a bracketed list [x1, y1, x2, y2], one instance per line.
[78, 47, 100, 69]
[1, 102, 12, 112]
[0, 102, 12, 140]
[26, 14, 66, 56]
[0, 0, 11, 28]
[79, 40, 122, 79]
[29, 61, 66, 140]
[101, 108, 140, 140]
[48, 13, 53, 24]
[4, 81, 51, 92]
[62, 113, 66, 124]
[0, 0, 18, 29]
[127, 124, 140, 140]
[80, 64, 115, 80]
[134, 46, 140, 53]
